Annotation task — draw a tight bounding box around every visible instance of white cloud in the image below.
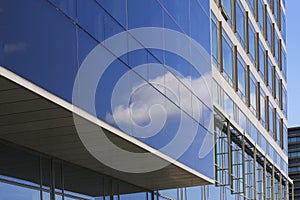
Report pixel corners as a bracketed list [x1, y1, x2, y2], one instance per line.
[105, 68, 212, 138]
[4, 42, 26, 54]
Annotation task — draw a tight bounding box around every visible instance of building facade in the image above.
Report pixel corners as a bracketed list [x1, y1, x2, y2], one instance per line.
[289, 127, 300, 199]
[0, 0, 292, 199]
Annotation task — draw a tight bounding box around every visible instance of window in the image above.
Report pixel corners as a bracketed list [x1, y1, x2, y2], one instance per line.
[225, 93, 234, 118]
[266, 171, 272, 199]
[231, 141, 244, 194]
[256, 161, 265, 199]
[281, 8, 286, 41]
[282, 85, 287, 117]
[248, 20, 256, 65]
[275, 72, 280, 103]
[274, 31, 279, 62]
[283, 123, 288, 153]
[274, 177, 281, 200]
[215, 121, 230, 186]
[236, 1, 245, 47]
[267, 57, 273, 93]
[257, 0, 264, 31]
[276, 113, 281, 147]
[249, 72, 257, 115]
[247, 0, 255, 15]
[245, 152, 255, 199]
[237, 54, 246, 102]
[258, 41, 265, 81]
[222, 31, 234, 85]
[266, 14, 272, 48]
[269, 102, 274, 138]
[281, 48, 287, 80]
[212, 16, 219, 66]
[274, 0, 278, 23]
[221, 0, 232, 23]
[260, 88, 266, 128]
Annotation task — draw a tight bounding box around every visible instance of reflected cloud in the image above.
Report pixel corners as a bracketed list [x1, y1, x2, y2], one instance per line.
[4, 42, 26, 54]
[105, 69, 211, 136]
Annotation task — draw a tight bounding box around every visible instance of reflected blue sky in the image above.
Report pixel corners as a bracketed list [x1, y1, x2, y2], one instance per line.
[286, 1, 300, 127]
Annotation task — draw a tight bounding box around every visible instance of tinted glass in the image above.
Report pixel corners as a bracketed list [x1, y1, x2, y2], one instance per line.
[222, 36, 233, 85]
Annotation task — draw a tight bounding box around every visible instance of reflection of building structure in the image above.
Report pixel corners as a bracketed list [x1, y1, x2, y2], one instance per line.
[289, 127, 300, 199]
[0, 0, 292, 199]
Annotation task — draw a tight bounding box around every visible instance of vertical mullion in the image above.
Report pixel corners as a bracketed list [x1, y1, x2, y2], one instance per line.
[233, 46, 238, 92]
[219, 22, 223, 73]
[264, 5, 267, 39]
[233, 0, 237, 32]
[255, 33, 259, 70]
[50, 159, 55, 200]
[266, 96, 270, 131]
[263, 158, 267, 199]
[245, 12, 249, 53]
[227, 121, 232, 187]
[271, 165, 275, 200]
[39, 156, 43, 200]
[264, 50, 268, 84]
[257, 82, 261, 121]
[246, 65, 250, 107]
[242, 135, 246, 195]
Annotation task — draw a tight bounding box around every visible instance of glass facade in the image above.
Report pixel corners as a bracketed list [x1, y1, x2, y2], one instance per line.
[0, 0, 214, 180]
[211, 0, 291, 198]
[0, 0, 292, 199]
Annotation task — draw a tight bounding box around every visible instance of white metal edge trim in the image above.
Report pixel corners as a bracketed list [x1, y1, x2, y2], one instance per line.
[0, 66, 215, 184]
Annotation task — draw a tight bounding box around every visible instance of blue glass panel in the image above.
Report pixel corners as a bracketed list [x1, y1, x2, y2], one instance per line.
[260, 89, 266, 128]
[128, 0, 163, 28]
[178, 120, 214, 178]
[248, 21, 256, 64]
[221, 0, 232, 22]
[269, 103, 274, 137]
[274, 0, 278, 22]
[268, 58, 273, 92]
[212, 20, 218, 65]
[260, 134, 267, 153]
[0, 182, 40, 200]
[249, 73, 257, 114]
[237, 57, 246, 101]
[77, 0, 105, 42]
[0, 0, 77, 103]
[190, 0, 210, 53]
[222, 37, 233, 85]
[77, 28, 98, 66]
[48, 0, 77, 20]
[94, 57, 131, 126]
[247, 0, 255, 15]
[96, 0, 126, 28]
[163, 11, 182, 32]
[258, 0, 264, 31]
[77, 0, 124, 43]
[259, 43, 265, 80]
[236, 1, 245, 47]
[267, 15, 272, 48]
[160, 0, 190, 34]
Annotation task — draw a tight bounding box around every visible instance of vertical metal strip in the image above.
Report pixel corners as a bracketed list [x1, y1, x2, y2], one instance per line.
[245, 11, 249, 53]
[39, 156, 43, 200]
[253, 147, 257, 198]
[227, 121, 232, 187]
[233, 45, 238, 92]
[218, 21, 223, 73]
[242, 134, 246, 195]
[50, 159, 55, 200]
[61, 161, 64, 200]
